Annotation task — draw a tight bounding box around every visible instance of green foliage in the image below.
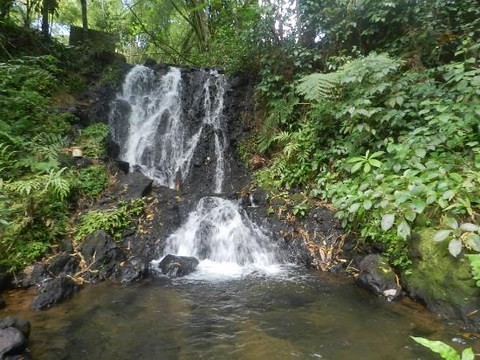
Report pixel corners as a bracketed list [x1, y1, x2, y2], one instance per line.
[411, 336, 474, 360]
[255, 50, 480, 269]
[75, 199, 145, 241]
[75, 123, 109, 158]
[74, 165, 109, 201]
[466, 254, 480, 287]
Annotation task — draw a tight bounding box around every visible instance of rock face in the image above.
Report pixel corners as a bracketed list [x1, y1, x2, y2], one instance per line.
[158, 254, 199, 277]
[0, 317, 31, 358]
[402, 228, 480, 330]
[356, 254, 402, 300]
[32, 276, 79, 310]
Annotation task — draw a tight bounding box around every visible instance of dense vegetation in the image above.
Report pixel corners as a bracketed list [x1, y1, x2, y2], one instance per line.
[0, 0, 479, 282]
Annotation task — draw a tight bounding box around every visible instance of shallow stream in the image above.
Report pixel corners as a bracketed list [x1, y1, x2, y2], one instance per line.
[2, 267, 467, 359]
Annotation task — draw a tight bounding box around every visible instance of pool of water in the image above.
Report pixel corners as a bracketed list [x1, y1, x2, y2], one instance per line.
[1, 267, 472, 359]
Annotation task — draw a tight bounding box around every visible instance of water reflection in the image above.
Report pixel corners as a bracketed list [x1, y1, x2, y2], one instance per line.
[0, 270, 468, 359]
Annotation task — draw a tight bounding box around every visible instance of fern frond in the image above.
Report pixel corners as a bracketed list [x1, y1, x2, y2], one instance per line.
[297, 72, 339, 101]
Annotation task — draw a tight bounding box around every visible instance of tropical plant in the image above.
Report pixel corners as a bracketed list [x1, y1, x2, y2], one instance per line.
[411, 336, 475, 360]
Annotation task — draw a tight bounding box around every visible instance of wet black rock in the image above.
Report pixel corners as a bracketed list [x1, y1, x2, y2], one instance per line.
[32, 276, 79, 310]
[107, 171, 153, 202]
[80, 230, 126, 282]
[13, 264, 48, 288]
[112, 257, 148, 283]
[0, 317, 31, 358]
[47, 253, 79, 277]
[356, 254, 402, 300]
[158, 254, 199, 277]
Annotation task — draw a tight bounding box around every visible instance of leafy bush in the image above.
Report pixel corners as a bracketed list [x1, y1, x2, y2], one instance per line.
[76, 123, 110, 158]
[255, 52, 480, 269]
[411, 336, 474, 360]
[74, 165, 110, 201]
[75, 199, 145, 241]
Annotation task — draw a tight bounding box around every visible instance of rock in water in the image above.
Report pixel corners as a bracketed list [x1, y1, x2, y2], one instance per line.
[0, 317, 31, 358]
[356, 254, 402, 300]
[32, 276, 79, 310]
[158, 255, 199, 277]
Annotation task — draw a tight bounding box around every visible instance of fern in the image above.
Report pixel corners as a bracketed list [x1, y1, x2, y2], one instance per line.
[297, 72, 339, 101]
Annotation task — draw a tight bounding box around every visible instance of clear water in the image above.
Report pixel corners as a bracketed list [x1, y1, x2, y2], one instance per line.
[2, 270, 462, 359]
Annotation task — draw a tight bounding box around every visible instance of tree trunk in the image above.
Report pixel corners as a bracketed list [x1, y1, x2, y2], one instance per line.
[41, 0, 49, 37]
[80, 0, 88, 41]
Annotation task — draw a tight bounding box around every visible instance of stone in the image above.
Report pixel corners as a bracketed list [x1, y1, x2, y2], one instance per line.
[0, 317, 31, 358]
[158, 254, 199, 277]
[402, 228, 480, 330]
[32, 276, 79, 310]
[47, 253, 79, 277]
[356, 254, 402, 300]
[79, 230, 126, 282]
[13, 263, 47, 288]
[112, 172, 153, 202]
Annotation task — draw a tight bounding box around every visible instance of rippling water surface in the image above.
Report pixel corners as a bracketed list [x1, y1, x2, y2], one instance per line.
[2, 267, 466, 359]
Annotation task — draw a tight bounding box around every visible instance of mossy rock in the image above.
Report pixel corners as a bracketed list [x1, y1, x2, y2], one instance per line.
[403, 228, 480, 330]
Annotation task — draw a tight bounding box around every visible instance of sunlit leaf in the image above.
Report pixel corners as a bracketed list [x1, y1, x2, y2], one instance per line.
[381, 214, 395, 231]
[461, 348, 475, 360]
[412, 199, 426, 214]
[464, 233, 480, 252]
[433, 230, 451, 242]
[397, 219, 411, 240]
[460, 223, 479, 232]
[363, 199, 372, 210]
[410, 337, 461, 360]
[444, 217, 459, 230]
[448, 239, 462, 257]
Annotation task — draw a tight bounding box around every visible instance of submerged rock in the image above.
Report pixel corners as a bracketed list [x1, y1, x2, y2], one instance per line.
[158, 255, 199, 277]
[356, 254, 402, 300]
[0, 317, 31, 358]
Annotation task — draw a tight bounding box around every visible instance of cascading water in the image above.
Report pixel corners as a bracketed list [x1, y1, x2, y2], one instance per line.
[159, 197, 285, 278]
[111, 65, 228, 192]
[112, 64, 285, 278]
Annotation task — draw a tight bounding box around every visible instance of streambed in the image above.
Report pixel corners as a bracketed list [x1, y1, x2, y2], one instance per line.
[1, 267, 463, 359]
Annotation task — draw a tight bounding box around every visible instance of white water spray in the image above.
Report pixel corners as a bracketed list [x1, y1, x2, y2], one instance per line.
[112, 65, 228, 192]
[159, 197, 284, 278]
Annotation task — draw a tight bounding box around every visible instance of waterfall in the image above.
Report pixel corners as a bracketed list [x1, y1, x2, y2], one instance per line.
[111, 64, 285, 278]
[160, 197, 283, 277]
[111, 65, 228, 192]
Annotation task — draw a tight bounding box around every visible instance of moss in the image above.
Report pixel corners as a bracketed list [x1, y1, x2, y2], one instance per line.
[405, 228, 480, 307]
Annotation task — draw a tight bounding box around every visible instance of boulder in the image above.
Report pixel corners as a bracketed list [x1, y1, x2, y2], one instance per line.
[0, 317, 31, 358]
[402, 228, 480, 330]
[112, 172, 153, 202]
[13, 263, 47, 288]
[32, 276, 79, 310]
[47, 252, 79, 277]
[356, 254, 402, 300]
[158, 255, 199, 277]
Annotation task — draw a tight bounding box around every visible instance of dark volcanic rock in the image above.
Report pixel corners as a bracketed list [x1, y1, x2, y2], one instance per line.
[0, 327, 26, 358]
[108, 171, 153, 202]
[158, 254, 199, 277]
[32, 276, 79, 310]
[80, 230, 126, 282]
[356, 254, 402, 300]
[47, 252, 79, 277]
[13, 263, 48, 288]
[0, 318, 30, 338]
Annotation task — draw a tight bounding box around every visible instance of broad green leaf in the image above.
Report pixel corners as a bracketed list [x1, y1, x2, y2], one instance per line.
[464, 233, 480, 252]
[412, 199, 426, 214]
[351, 162, 363, 173]
[415, 148, 426, 158]
[369, 159, 382, 168]
[461, 348, 474, 360]
[404, 209, 416, 222]
[363, 199, 373, 210]
[370, 151, 384, 158]
[363, 163, 371, 173]
[433, 230, 451, 242]
[460, 223, 479, 232]
[444, 217, 459, 230]
[347, 156, 364, 163]
[410, 336, 461, 360]
[448, 239, 462, 257]
[397, 220, 411, 240]
[381, 214, 395, 231]
[442, 190, 455, 200]
[349, 203, 361, 213]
